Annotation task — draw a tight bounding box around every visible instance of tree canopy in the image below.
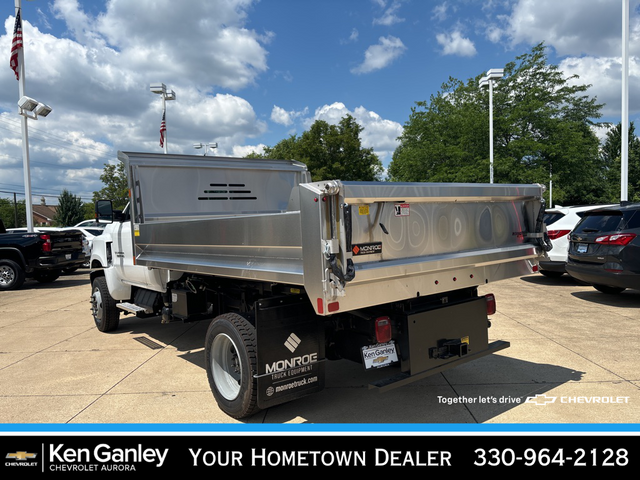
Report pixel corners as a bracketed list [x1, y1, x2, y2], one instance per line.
[92, 161, 129, 210]
[255, 114, 383, 181]
[388, 43, 608, 206]
[600, 122, 640, 203]
[54, 189, 85, 227]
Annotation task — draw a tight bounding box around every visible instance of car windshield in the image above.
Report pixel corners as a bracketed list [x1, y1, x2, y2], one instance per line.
[574, 209, 640, 233]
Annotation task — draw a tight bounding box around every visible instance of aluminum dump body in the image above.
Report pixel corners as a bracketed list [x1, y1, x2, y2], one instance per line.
[120, 151, 546, 316]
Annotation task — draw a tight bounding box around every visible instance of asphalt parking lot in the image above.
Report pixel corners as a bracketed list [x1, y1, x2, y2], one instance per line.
[0, 270, 638, 428]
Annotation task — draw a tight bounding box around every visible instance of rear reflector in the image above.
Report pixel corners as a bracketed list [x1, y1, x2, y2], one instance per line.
[485, 293, 496, 316]
[547, 229, 571, 240]
[375, 316, 392, 344]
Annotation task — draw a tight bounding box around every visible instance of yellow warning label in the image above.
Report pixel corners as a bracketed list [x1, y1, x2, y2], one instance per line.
[358, 205, 370, 215]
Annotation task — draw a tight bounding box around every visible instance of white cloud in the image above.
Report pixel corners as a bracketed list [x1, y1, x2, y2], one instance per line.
[351, 35, 406, 74]
[231, 144, 266, 157]
[436, 29, 477, 57]
[373, 0, 405, 26]
[432, 2, 449, 22]
[271, 106, 292, 126]
[270, 105, 309, 127]
[560, 56, 640, 117]
[488, 0, 640, 57]
[306, 102, 403, 163]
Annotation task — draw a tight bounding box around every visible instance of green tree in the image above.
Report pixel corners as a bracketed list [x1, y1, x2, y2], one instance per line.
[259, 114, 383, 181]
[93, 161, 129, 210]
[54, 189, 84, 227]
[0, 197, 26, 229]
[389, 43, 606, 205]
[600, 122, 640, 202]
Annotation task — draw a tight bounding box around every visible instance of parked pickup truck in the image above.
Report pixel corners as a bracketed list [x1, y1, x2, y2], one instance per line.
[89, 151, 550, 418]
[0, 219, 86, 290]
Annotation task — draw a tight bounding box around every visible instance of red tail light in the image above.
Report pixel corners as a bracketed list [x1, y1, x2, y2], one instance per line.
[547, 229, 571, 240]
[595, 233, 636, 246]
[485, 293, 496, 316]
[39, 234, 52, 253]
[375, 316, 392, 344]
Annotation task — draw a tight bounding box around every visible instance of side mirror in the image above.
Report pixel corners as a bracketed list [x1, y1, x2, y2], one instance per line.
[95, 200, 113, 224]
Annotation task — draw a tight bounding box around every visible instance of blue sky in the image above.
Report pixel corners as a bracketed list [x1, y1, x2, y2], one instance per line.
[1, 0, 639, 204]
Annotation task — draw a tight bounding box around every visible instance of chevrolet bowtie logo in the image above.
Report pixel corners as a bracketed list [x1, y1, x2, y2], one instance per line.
[525, 394, 557, 406]
[6, 451, 37, 460]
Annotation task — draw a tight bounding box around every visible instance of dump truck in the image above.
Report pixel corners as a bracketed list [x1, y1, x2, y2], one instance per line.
[89, 151, 550, 418]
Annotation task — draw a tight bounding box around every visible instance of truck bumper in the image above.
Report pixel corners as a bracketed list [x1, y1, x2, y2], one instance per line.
[35, 252, 86, 270]
[369, 340, 510, 391]
[370, 296, 509, 392]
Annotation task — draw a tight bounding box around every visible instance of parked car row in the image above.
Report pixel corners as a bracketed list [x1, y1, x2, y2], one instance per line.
[541, 202, 640, 294]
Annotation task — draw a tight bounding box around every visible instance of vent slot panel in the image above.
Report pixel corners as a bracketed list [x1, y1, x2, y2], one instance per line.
[198, 183, 258, 201]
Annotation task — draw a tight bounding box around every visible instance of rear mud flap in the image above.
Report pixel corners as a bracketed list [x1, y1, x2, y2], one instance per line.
[254, 295, 325, 410]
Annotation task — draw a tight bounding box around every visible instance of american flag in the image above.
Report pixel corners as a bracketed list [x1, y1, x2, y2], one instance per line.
[10, 9, 22, 81]
[159, 110, 166, 147]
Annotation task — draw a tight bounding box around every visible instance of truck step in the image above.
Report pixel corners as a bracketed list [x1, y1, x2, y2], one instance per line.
[116, 302, 151, 314]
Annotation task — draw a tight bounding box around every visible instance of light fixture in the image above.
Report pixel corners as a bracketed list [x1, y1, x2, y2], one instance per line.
[18, 95, 38, 112]
[34, 102, 52, 117]
[18, 96, 52, 120]
[194, 142, 218, 155]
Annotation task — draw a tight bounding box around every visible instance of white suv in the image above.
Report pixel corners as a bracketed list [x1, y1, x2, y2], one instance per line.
[540, 204, 616, 278]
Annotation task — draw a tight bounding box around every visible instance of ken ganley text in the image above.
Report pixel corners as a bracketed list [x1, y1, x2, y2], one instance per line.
[190, 448, 452, 467]
[49, 444, 168, 471]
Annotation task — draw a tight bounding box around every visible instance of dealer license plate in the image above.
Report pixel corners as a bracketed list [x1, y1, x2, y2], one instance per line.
[362, 341, 399, 369]
[576, 243, 588, 253]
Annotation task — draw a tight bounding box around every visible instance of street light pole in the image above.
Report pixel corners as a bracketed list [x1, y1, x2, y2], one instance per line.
[621, 0, 629, 202]
[15, 0, 33, 231]
[14, 1, 52, 231]
[150, 83, 176, 154]
[479, 68, 504, 184]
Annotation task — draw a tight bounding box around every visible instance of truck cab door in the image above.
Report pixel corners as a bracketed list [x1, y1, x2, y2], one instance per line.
[110, 204, 149, 288]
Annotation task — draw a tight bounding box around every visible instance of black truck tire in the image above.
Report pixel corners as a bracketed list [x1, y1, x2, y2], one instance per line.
[91, 276, 120, 332]
[205, 313, 260, 419]
[0, 259, 25, 291]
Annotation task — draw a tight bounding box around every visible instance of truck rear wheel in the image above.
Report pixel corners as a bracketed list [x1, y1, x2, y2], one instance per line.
[91, 276, 120, 332]
[0, 259, 25, 291]
[205, 313, 260, 419]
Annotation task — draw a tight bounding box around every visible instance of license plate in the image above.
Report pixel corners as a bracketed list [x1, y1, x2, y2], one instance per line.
[362, 341, 399, 369]
[65, 253, 72, 260]
[576, 243, 588, 253]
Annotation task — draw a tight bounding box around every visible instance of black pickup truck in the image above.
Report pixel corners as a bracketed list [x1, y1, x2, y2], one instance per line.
[0, 219, 86, 290]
